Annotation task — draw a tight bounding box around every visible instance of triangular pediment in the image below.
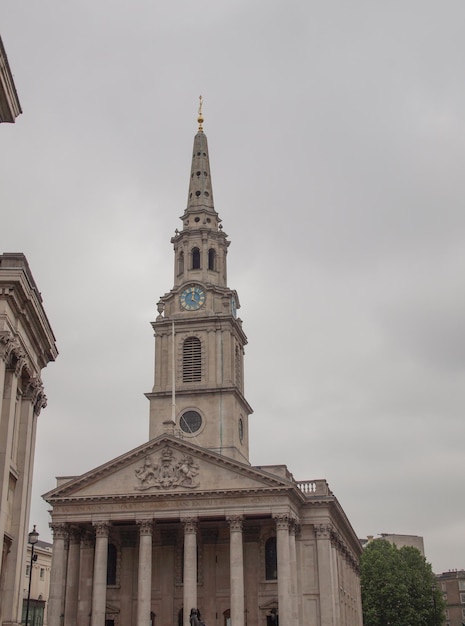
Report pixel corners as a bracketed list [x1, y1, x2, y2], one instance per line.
[43, 435, 294, 502]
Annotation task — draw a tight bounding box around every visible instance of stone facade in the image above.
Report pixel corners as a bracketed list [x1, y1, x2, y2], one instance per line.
[0, 253, 58, 626]
[44, 111, 363, 626]
[0, 35, 22, 123]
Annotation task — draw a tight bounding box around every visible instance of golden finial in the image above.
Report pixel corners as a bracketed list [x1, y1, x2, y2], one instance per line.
[197, 95, 204, 131]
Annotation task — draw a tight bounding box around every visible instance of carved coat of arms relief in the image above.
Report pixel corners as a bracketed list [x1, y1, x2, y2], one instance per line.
[135, 446, 200, 490]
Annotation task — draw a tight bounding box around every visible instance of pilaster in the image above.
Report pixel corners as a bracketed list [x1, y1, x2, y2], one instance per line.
[289, 521, 299, 626]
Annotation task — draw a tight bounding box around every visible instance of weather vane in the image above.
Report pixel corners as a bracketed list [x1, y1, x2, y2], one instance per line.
[198, 95, 204, 131]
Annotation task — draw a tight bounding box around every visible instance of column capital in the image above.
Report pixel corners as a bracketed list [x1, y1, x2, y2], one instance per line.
[182, 517, 198, 534]
[24, 375, 47, 415]
[273, 513, 291, 531]
[226, 515, 244, 532]
[314, 523, 333, 539]
[93, 521, 110, 538]
[289, 519, 300, 537]
[50, 523, 68, 540]
[137, 519, 154, 535]
[0, 331, 15, 362]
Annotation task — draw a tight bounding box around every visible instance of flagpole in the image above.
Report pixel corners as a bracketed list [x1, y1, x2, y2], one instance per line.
[171, 319, 176, 422]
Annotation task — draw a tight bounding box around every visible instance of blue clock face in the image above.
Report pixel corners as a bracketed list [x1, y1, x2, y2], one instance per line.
[180, 285, 206, 311]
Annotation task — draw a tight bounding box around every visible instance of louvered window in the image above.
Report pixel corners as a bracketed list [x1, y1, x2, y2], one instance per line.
[183, 337, 202, 382]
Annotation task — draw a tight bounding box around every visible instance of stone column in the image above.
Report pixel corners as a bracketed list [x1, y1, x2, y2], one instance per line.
[48, 523, 69, 626]
[77, 532, 95, 626]
[275, 514, 291, 626]
[289, 521, 298, 626]
[182, 518, 198, 626]
[227, 515, 245, 626]
[314, 524, 336, 626]
[91, 521, 110, 626]
[64, 527, 81, 626]
[137, 519, 154, 626]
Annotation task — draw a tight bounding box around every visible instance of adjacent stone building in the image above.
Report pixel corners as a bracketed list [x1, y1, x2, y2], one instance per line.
[43, 110, 363, 626]
[0, 35, 22, 123]
[0, 253, 57, 626]
[23, 539, 53, 626]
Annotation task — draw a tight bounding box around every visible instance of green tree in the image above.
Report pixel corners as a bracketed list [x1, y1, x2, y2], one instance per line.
[360, 540, 445, 626]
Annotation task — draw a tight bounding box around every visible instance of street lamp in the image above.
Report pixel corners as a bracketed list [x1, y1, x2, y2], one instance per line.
[25, 525, 39, 626]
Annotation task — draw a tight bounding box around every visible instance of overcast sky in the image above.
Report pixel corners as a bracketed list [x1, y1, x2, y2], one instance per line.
[1, 1, 464, 574]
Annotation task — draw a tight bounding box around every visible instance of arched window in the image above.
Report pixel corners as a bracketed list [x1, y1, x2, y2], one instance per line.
[178, 251, 184, 275]
[208, 248, 216, 271]
[192, 247, 201, 269]
[107, 543, 117, 585]
[183, 337, 202, 382]
[265, 537, 277, 580]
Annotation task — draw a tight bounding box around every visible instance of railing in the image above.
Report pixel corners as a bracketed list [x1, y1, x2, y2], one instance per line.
[296, 479, 331, 497]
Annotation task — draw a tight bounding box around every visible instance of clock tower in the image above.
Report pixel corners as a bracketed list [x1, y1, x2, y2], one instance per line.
[147, 101, 253, 464]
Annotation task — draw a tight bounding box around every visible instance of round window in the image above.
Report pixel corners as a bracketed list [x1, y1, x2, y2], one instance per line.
[180, 410, 202, 434]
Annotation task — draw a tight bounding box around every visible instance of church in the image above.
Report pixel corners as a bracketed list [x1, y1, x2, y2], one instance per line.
[43, 106, 363, 626]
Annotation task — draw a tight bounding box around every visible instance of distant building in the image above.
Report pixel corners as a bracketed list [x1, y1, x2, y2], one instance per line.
[436, 570, 465, 626]
[0, 35, 22, 123]
[22, 540, 53, 626]
[361, 533, 425, 556]
[0, 253, 57, 626]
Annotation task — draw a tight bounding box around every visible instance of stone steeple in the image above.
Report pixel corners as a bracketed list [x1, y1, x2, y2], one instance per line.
[147, 101, 252, 463]
[170, 99, 229, 291]
[184, 96, 216, 216]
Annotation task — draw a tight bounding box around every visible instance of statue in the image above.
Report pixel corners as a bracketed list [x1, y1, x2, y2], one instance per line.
[176, 455, 199, 487]
[135, 456, 157, 486]
[189, 608, 204, 626]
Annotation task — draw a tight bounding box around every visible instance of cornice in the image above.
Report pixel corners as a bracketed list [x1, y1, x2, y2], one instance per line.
[0, 257, 58, 367]
[145, 385, 253, 414]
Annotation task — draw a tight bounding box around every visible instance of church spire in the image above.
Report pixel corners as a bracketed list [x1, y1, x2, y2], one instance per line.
[185, 96, 216, 217]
